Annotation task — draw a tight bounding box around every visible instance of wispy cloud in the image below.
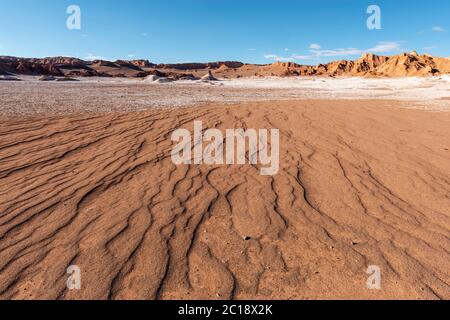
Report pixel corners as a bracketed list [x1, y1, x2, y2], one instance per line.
[309, 43, 321, 50]
[264, 41, 403, 62]
[368, 41, 402, 53]
[310, 42, 401, 57]
[432, 26, 445, 32]
[128, 54, 136, 58]
[263, 54, 294, 62]
[291, 55, 316, 60]
[309, 47, 362, 57]
[84, 53, 107, 61]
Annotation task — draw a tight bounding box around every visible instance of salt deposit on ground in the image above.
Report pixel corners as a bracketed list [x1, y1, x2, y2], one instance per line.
[1, 76, 449, 115]
[217, 76, 450, 102]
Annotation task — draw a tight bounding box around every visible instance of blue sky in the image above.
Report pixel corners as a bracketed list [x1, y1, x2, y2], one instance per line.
[0, 0, 449, 64]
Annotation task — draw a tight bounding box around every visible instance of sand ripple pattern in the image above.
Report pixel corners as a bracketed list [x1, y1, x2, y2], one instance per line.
[0, 100, 449, 299]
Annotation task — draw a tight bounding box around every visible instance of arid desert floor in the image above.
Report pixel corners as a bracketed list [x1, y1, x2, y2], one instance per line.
[1, 76, 450, 115]
[0, 79, 449, 300]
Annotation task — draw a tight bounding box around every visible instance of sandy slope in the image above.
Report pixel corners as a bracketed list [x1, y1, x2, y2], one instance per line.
[0, 100, 449, 300]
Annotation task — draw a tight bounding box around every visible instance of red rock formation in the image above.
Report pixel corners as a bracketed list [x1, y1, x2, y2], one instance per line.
[129, 60, 156, 68]
[1, 53, 449, 78]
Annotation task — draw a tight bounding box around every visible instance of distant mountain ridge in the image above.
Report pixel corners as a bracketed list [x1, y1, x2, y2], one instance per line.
[260, 52, 450, 77]
[1, 52, 449, 78]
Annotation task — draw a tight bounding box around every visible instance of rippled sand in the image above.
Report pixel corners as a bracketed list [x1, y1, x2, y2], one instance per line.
[0, 97, 449, 299]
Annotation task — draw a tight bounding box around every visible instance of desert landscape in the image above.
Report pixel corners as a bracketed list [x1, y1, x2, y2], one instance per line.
[0, 52, 449, 300]
[1, 51, 450, 81]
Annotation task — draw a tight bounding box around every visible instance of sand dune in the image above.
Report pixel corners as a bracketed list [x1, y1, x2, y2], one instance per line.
[0, 100, 449, 300]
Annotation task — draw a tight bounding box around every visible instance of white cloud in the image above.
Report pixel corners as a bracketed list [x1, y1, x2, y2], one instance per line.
[291, 55, 316, 60]
[85, 53, 107, 61]
[309, 48, 363, 57]
[309, 44, 321, 50]
[432, 26, 444, 32]
[264, 54, 294, 62]
[265, 41, 403, 62]
[423, 46, 438, 50]
[367, 41, 402, 53]
[307, 42, 400, 58]
[128, 54, 136, 58]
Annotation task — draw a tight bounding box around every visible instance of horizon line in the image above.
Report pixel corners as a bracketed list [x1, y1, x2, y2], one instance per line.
[1, 50, 449, 67]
